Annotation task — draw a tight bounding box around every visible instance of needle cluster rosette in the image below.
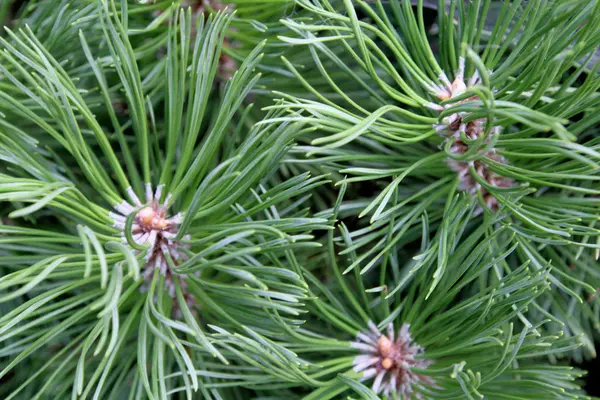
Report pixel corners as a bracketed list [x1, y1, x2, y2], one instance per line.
[430, 58, 514, 212]
[110, 184, 193, 303]
[352, 322, 433, 398]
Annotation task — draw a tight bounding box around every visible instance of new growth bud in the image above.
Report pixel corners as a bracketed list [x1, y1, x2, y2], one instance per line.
[352, 322, 433, 398]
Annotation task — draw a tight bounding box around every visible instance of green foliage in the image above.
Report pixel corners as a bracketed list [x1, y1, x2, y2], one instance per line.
[0, 0, 598, 399]
[275, 0, 600, 359]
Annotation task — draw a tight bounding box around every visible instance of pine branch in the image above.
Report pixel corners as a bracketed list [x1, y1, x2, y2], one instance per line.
[272, 0, 600, 358]
[0, 2, 329, 398]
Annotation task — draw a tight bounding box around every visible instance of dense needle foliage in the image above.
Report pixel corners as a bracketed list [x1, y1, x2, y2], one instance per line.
[0, 0, 598, 399]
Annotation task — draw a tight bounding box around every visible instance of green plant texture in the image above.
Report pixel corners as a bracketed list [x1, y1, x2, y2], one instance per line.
[0, 1, 598, 399]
